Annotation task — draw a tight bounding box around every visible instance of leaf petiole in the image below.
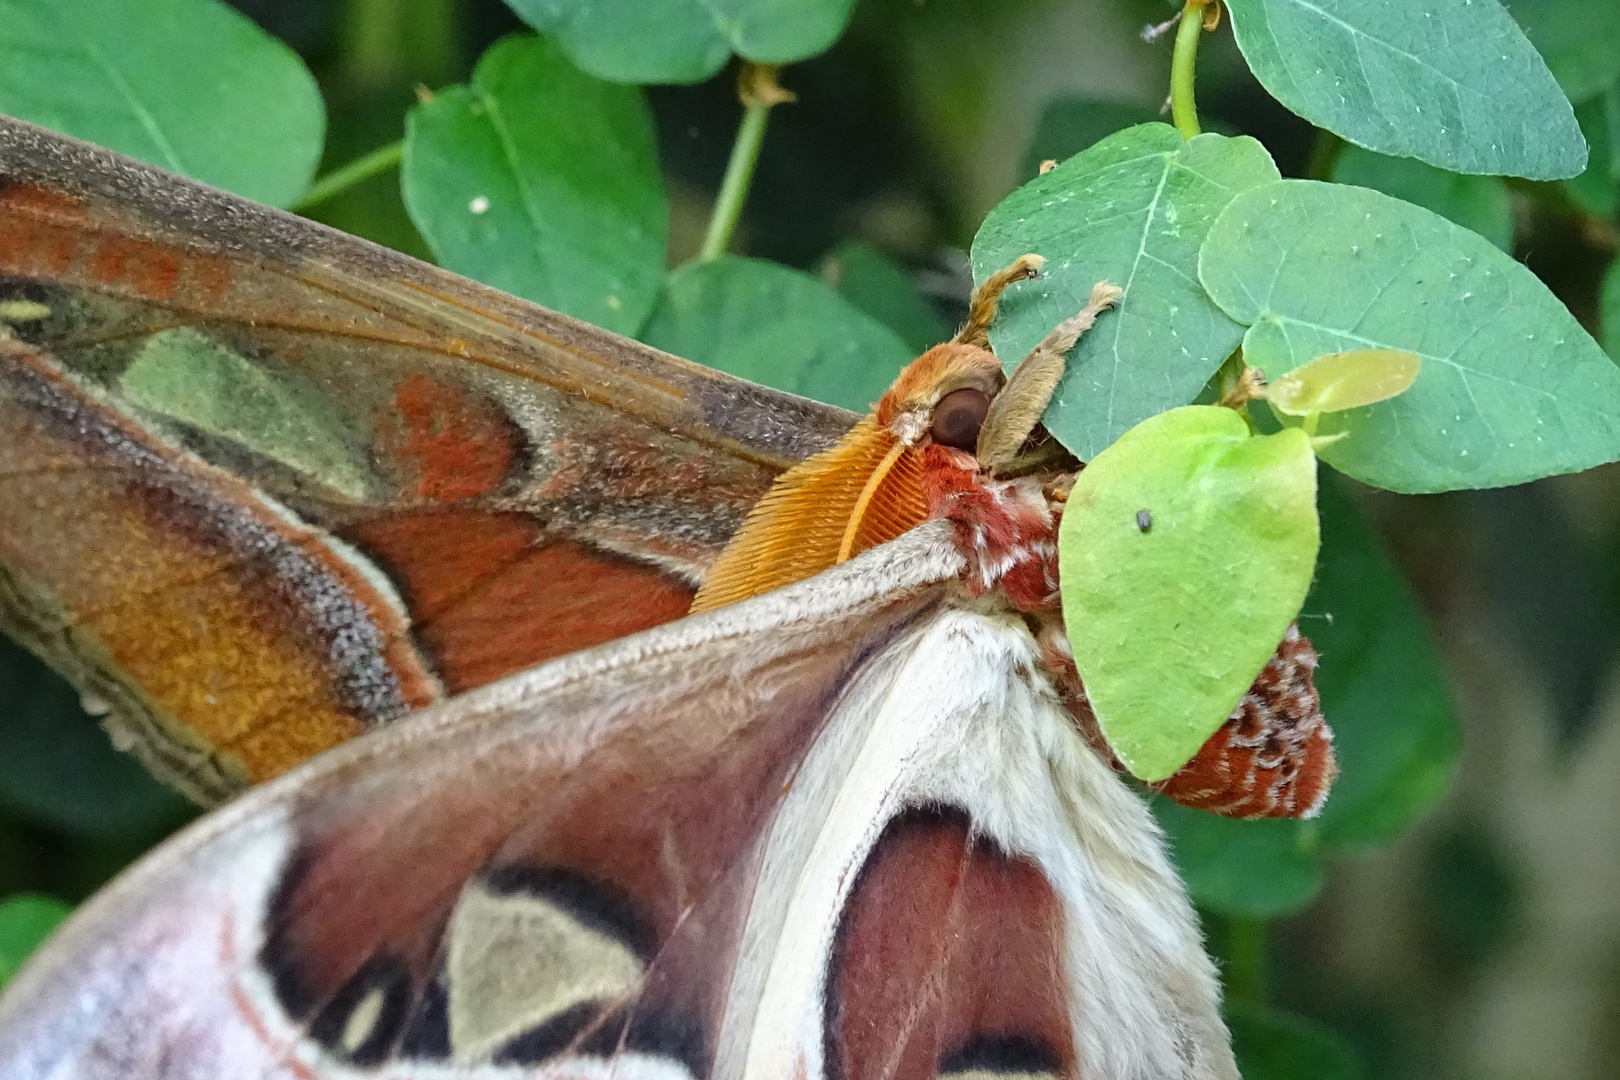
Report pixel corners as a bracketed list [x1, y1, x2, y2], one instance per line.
[699, 63, 795, 261]
[1169, 0, 1212, 139]
[291, 140, 404, 212]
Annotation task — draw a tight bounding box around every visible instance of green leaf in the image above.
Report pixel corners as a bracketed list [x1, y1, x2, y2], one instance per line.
[1060, 406, 1319, 782]
[1509, 0, 1620, 105]
[0, 636, 195, 843]
[1018, 98, 1164, 183]
[1564, 87, 1620, 220]
[1155, 802, 1325, 917]
[1227, 1001, 1366, 1080]
[1306, 474, 1461, 849]
[0, 895, 71, 987]
[1200, 180, 1620, 492]
[1223, 0, 1586, 180]
[402, 34, 667, 337]
[973, 125, 1281, 460]
[821, 240, 949, 355]
[0, 0, 324, 207]
[502, 0, 730, 83]
[640, 255, 912, 411]
[1603, 257, 1620, 361]
[1330, 145, 1514, 251]
[506, 0, 855, 83]
[1267, 349, 1421, 417]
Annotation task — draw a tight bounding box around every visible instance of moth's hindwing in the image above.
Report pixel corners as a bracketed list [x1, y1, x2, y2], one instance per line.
[0, 525, 1234, 1080]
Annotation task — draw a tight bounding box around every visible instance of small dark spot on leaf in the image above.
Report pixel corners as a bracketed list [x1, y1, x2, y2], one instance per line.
[1136, 509, 1152, 532]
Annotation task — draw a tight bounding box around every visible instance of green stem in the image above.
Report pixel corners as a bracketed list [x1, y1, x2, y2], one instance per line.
[1224, 916, 1267, 1004]
[1170, 1, 1205, 140]
[292, 141, 404, 212]
[699, 98, 771, 261]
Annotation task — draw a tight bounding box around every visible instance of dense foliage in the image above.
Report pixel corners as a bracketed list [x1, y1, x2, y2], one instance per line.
[3, 0, 1619, 1075]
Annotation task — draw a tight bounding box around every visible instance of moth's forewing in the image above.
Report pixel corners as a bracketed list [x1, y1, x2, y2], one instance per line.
[0, 525, 1234, 1080]
[0, 115, 855, 801]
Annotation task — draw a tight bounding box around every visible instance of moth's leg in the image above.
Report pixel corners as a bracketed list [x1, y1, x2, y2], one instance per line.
[953, 253, 1045, 349]
[976, 281, 1122, 471]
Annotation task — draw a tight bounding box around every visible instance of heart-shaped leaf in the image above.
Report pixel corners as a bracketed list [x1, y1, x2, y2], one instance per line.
[0, 0, 324, 206]
[403, 34, 667, 337]
[1201, 180, 1620, 492]
[641, 255, 912, 412]
[1224, 0, 1586, 180]
[974, 125, 1280, 460]
[1148, 474, 1460, 915]
[1059, 406, 1319, 782]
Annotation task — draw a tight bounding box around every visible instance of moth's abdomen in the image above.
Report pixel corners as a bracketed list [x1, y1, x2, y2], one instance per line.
[1154, 624, 1337, 819]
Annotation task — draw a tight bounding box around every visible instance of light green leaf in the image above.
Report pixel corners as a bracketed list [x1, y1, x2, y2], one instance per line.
[1149, 476, 1458, 916]
[0, 0, 324, 206]
[1155, 802, 1325, 917]
[821, 240, 949, 355]
[973, 125, 1281, 460]
[1200, 180, 1620, 492]
[0, 895, 71, 987]
[1227, 1002, 1366, 1080]
[1306, 473, 1461, 848]
[1510, 0, 1620, 105]
[1060, 406, 1319, 782]
[402, 34, 667, 337]
[1268, 349, 1421, 416]
[1223, 0, 1586, 180]
[1564, 87, 1620, 219]
[1331, 145, 1514, 251]
[505, 0, 855, 83]
[121, 328, 374, 501]
[640, 255, 912, 411]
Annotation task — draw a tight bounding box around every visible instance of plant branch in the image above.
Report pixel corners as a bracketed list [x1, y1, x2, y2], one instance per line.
[699, 63, 794, 261]
[292, 140, 404, 212]
[1170, 0, 1209, 139]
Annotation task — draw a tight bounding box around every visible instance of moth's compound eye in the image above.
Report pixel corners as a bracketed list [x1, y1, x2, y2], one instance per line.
[930, 388, 992, 451]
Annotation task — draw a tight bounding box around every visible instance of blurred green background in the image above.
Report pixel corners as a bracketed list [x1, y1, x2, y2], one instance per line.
[3, 0, 1620, 1077]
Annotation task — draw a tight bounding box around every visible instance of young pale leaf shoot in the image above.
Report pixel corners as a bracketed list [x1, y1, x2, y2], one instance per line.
[1060, 406, 1319, 782]
[1266, 349, 1422, 418]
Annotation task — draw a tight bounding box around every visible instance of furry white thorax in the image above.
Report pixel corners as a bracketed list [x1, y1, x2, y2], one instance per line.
[718, 601, 1235, 1080]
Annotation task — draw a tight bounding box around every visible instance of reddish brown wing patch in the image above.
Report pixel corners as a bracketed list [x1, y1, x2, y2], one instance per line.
[828, 806, 1073, 1080]
[376, 374, 521, 502]
[345, 512, 696, 693]
[1155, 625, 1337, 819]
